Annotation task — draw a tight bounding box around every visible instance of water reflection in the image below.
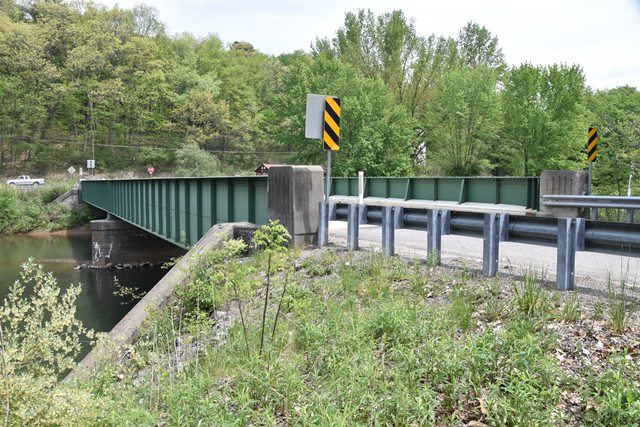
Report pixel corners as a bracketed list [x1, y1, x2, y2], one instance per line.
[0, 233, 168, 336]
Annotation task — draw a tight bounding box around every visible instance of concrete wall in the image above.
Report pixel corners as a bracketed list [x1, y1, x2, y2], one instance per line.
[540, 170, 588, 217]
[91, 219, 186, 267]
[71, 222, 258, 378]
[267, 165, 324, 246]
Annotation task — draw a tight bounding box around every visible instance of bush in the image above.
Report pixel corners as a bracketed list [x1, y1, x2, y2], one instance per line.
[0, 260, 96, 425]
[174, 144, 221, 177]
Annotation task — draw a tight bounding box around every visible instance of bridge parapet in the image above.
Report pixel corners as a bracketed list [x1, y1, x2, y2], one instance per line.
[81, 176, 268, 248]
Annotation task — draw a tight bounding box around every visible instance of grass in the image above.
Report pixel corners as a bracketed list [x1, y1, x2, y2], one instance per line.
[4, 247, 639, 425]
[607, 273, 636, 334]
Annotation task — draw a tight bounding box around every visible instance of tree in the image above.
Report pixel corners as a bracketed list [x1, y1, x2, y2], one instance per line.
[273, 56, 416, 176]
[589, 86, 640, 195]
[425, 65, 501, 175]
[456, 22, 506, 72]
[500, 63, 588, 175]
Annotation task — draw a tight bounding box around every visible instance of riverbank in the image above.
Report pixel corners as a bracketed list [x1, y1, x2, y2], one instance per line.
[0, 182, 97, 234]
[25, 226, 91, 237]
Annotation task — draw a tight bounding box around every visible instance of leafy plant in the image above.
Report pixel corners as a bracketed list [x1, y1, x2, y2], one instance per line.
[0, 260, 96, 425]
[252, 220, 291, 356]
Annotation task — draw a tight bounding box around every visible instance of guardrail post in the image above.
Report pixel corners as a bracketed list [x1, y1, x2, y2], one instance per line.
[557, 218, 577, 291]
[347, 204, 359, 251]
[483, 213, 500, 277]
[627, 209, 634, 223]
[358, 203, 368, 224]
[427, 209, 442, 265]
[499, 213, 509, 241]
[329, 202, 337, 221]
[382, 206, 395, 256]
[318, 202, 329, 247]
[575, 218, 586, 251]
[441, 210, 451, 235]
[394, 206, 404, 229]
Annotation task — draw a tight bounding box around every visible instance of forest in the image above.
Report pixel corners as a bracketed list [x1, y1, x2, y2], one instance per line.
[1, 1, 639, 194]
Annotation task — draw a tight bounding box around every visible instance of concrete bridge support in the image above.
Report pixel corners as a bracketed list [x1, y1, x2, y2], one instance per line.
[91, 218, 186, 267]
[267, 165, 324, 246]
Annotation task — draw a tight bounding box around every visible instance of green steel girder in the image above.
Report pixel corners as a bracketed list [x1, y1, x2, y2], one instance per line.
[81, 177, 268, 249]
[331, 176, 540, 210]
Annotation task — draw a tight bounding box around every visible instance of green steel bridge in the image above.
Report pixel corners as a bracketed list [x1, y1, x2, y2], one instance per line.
[80, 175, 540, 249]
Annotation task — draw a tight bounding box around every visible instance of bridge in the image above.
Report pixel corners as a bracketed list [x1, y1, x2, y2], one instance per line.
[80, 173, 539, 249]
[80, 168, 640, 291]
[81, 176, 268, 249]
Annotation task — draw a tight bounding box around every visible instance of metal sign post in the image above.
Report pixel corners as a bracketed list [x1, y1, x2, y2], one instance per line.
[305, 94, 341, 247]
[588, 127, 599, 220]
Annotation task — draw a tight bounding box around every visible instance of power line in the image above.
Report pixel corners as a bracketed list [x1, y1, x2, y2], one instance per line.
[0, 135, 297, 155]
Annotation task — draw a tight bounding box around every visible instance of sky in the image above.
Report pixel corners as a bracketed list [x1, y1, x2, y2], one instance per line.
[96, 0, 640, 90]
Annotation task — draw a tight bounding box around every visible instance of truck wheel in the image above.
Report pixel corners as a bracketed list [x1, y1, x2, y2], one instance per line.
[32, 182, 40, 187]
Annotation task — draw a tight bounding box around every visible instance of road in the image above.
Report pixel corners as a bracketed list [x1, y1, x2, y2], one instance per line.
[329, 221, 640, 295]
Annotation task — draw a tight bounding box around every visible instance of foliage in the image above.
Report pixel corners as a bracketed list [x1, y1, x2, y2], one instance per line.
[425, 65, 501, 175]
[174, 143, 221, 177]
[500, 63, 589, 175]
[0, 260, 96, 425]
[588, 86, 640, 195]
[0, 184, 96, 234]
[0, 0, 636, 187]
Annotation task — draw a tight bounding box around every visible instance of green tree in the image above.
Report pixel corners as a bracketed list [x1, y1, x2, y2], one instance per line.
[589, 86, 640, 195]
[500, 63, 588, 175]
[274, 55, 416, 176]
[425, 65, 501, 175]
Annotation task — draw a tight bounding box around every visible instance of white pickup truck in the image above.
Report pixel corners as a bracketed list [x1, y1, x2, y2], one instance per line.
[6, 175, 45, 187]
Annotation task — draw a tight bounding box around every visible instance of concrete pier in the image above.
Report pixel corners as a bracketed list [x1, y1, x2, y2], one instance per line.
[90, 219, 186, 267]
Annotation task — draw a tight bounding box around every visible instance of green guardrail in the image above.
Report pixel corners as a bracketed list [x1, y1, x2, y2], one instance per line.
[81, 177, 268, 248]
[331, 176, 540, 210]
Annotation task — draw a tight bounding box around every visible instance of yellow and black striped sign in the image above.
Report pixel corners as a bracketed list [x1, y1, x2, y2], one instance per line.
[323, 97, 340, 151]
[588, 127, 598, 162]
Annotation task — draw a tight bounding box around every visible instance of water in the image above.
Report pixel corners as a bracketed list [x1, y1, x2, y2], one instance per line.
[0, 233, 169, 357]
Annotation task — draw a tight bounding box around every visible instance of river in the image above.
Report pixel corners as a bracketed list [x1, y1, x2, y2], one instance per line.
[0, 233, 169, 357]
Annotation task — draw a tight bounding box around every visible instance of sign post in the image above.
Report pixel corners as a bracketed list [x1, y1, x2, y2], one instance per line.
[87, 159, 95, 176]
[588, 127, 599, 220]
[306, 94, 341, 246]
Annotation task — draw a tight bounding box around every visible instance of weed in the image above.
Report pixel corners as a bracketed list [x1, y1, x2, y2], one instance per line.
[593, 301, 605, 320]
[448, 286, 475, 332]
[606, 274, 635, 334]
[584, 357, 640, 424]
[558, 292, 582, 322]
[512, 272, 550, 317]
[252, 220, 291, 356]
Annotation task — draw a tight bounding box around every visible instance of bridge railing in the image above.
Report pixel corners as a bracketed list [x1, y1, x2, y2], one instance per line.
[331, 176, 540, 210]
[81, 176, 268, 248]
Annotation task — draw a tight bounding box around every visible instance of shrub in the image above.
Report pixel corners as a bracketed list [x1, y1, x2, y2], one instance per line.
[0, 260, 96, 425]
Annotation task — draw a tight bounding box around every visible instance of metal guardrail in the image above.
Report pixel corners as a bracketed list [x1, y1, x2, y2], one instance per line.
[541, 194, 639, 223]
[331, 202, 640, 291]
[81, 177, 268, 248]
[332, 176, 540, 210]
[542, 195, 640, 210]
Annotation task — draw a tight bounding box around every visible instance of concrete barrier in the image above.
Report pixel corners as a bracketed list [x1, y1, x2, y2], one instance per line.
[69, 222, 258, 379]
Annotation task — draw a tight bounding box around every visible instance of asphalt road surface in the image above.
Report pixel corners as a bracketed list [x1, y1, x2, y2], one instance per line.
[329, 220, 640, 295]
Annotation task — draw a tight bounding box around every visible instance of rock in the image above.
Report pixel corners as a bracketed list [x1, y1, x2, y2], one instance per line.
[105, 263, 113, 269]
[123, 263, 132, 269]
[115, 264, 124, 270]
